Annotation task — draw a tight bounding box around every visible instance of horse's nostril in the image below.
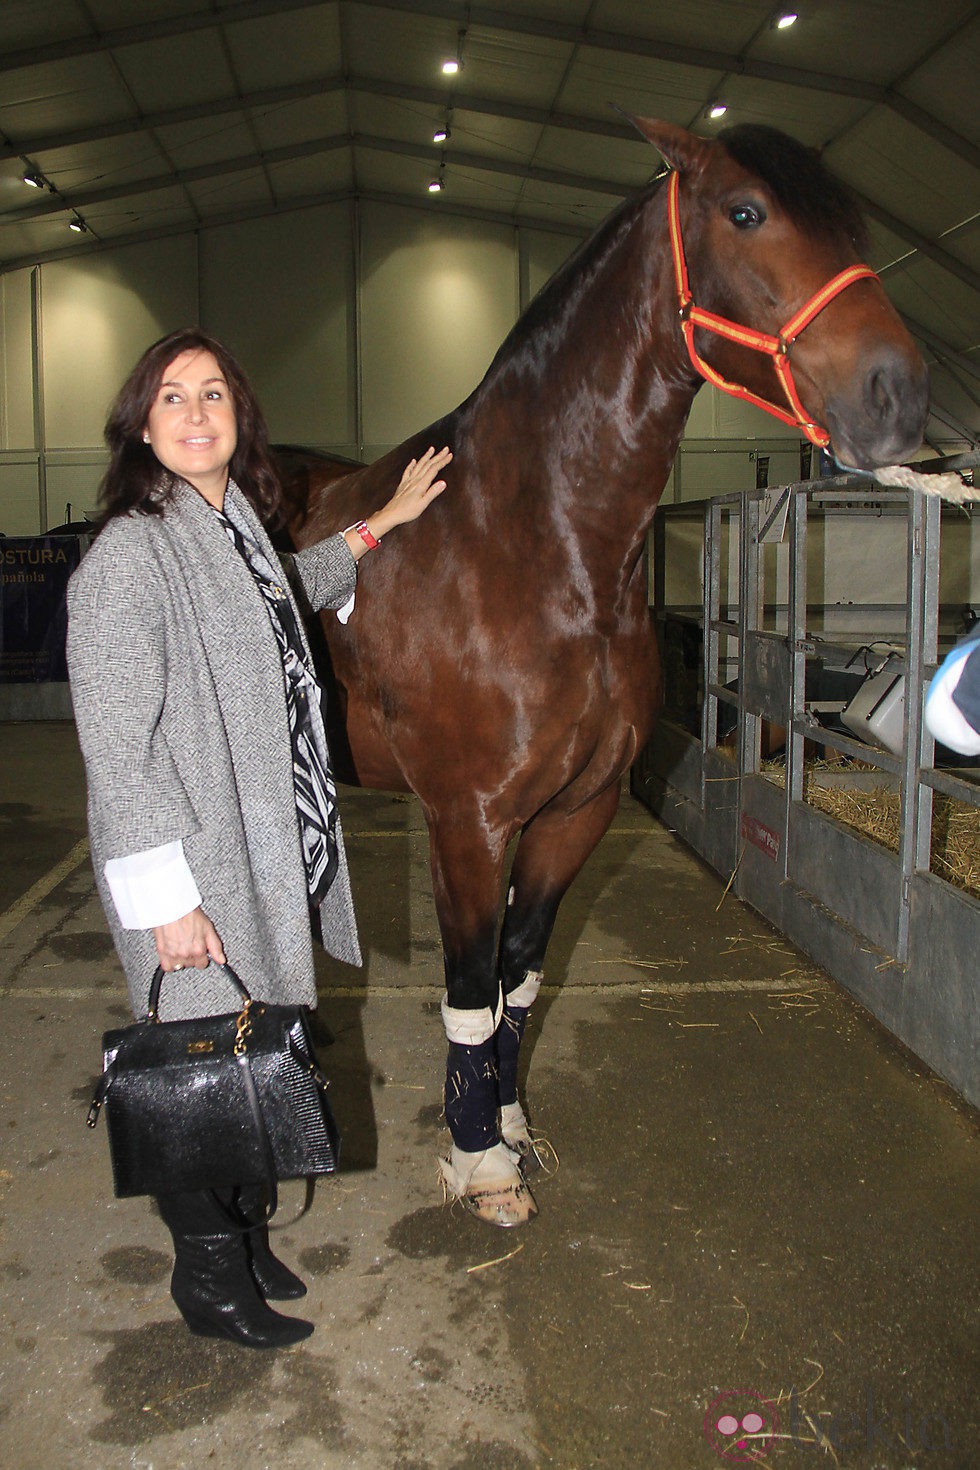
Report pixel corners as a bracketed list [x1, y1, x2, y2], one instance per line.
[868, 369, 891, 418]
[864, 351, 928, 430]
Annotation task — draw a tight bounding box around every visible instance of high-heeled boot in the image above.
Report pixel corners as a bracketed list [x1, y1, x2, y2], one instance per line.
[233, 1184, 307, 1301]
[156, 1190, 313, 1348]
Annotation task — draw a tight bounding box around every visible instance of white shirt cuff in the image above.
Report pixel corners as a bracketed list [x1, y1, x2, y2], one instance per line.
[104, 840, 202, 929]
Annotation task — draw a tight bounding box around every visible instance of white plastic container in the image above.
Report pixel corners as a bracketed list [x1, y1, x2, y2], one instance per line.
[841, 654, 906, 756]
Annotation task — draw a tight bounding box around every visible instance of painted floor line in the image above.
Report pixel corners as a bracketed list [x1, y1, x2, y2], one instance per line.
[346, 826, 654, 839]
[0, 837, 90, 943]
[2, 976, 821, 1001]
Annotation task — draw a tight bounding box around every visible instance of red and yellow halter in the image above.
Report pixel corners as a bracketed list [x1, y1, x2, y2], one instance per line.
[666, 169, 878, 448]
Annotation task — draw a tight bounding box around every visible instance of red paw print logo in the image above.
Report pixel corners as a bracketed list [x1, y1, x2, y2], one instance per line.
[703, 1390, 779, 1462]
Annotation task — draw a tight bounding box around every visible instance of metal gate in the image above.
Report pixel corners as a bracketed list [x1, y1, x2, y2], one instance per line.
[633, 454, 979, 1107]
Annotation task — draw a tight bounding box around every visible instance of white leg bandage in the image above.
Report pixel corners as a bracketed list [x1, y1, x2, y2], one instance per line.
[505, 969, 542, 1009]
[441, 985, 503, 1046]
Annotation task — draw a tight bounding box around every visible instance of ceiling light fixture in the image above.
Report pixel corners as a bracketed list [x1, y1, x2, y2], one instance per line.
[68, 216, 87, 233]
[775, 10, 798, 27]
[708, 102, 728, 120]
[23, 172, 45, 188]
[428, 175, 444, 193]
[441, 27, 466, 76]
[433, 126, 450, 143]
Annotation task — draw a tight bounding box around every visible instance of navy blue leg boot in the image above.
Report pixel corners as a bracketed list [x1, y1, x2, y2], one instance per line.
[497, 971, 543, 1165]
[496, 1002, 527, 1110]
[444, 1036, 499, 1152]
[437, 992, 537, 1227]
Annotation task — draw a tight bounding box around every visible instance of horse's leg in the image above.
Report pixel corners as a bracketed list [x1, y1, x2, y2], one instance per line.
[496, 782, 622, 1161]
[427, 812, 537, 1228]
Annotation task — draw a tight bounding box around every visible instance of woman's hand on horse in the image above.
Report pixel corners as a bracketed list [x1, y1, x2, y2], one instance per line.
[378, 445, 452, 533]
[153, 906, 226, 972]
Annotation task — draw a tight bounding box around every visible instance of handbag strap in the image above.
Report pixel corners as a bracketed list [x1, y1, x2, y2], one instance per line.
[232, 1050, 280, 1226]
[145, 960, 252, 1021]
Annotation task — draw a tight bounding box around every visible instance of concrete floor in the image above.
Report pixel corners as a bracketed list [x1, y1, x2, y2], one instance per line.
[0, 722, 976, 1470]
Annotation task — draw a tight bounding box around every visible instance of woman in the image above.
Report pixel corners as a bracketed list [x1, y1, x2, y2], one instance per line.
[68, 327, 450, 1349]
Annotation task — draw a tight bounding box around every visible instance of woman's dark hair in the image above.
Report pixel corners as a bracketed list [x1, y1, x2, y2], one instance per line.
[98, 327, 283, 527]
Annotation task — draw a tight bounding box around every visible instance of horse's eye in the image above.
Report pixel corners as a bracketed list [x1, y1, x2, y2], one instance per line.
[729, 203, 765, 229]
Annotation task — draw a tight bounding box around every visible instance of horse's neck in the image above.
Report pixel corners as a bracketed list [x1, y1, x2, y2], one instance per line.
[471, 193, 697, 564]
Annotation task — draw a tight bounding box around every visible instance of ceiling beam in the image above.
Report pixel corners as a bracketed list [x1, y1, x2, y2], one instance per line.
[355, 0, 980, 169]
[904, 317, 980, 384]
[0, 183, 589, 275]
[0, 78, 343, 164]
[0, 132, 631, 229]
[0, 0, 326, 74]
[5, 120, 975, 298]
[0, 136, 351, 223]
[862, 198, 979, 296]
[353, 133, 632, 197]
[0, 73, 640, 164]
[2, 0, 975, 173]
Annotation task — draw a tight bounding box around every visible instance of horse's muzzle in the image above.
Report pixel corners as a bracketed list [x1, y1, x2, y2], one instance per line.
[824, 347, 930, 470]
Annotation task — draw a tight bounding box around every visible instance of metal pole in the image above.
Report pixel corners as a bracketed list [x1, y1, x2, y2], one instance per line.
[30, 266, 47, 532]
[784, 487, 809, 872]
[896, 487, 939, 961]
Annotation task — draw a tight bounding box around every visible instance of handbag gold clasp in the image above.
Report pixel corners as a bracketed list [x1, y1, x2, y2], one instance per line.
[233, 999, 253, 1056]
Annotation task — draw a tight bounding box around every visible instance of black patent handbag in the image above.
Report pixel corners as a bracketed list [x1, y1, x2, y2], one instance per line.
[87, 962, 340, 1210]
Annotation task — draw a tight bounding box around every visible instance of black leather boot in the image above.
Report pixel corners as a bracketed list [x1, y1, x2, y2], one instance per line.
[234, 1184, 307, 1301]
[156, 1190, 313, 1348]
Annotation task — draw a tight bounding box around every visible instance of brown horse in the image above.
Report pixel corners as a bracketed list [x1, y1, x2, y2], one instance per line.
[286, 120, 928, 1226]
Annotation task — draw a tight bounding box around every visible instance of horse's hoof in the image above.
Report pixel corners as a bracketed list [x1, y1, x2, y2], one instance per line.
[499, 1101, 557, 1176]
[499, 1101, 542, 1173]
[438, 1141, 538, 1228]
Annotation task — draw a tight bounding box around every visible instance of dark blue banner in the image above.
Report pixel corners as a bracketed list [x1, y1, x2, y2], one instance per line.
[0, 536, 84, 683]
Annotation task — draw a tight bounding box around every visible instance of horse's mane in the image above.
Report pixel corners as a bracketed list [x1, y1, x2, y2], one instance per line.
[718, 124, 869, 252]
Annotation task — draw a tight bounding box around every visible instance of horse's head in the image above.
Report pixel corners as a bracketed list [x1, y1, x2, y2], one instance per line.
[631, 118, 929, 470]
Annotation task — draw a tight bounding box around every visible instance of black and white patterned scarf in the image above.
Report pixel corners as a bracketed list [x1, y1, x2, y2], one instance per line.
[216, 505, 339, 904]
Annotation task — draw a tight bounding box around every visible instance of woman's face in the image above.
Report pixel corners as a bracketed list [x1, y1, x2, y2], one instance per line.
[143, 349, 238, 507]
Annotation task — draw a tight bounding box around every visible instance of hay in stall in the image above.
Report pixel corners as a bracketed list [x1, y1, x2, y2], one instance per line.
[762, 758, 980, 899]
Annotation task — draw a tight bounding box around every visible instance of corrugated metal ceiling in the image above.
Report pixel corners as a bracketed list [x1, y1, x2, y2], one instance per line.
[0, 0, 976, 447]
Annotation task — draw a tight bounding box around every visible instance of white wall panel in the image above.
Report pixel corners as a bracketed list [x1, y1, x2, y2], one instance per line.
[0, 268, 34, 451]
[359, 202, 518, 456]
[0, 456, 41, 537]
[200, 205, 354, 449]
[521, 227, 577, 306]
[41, 237, 198, 448]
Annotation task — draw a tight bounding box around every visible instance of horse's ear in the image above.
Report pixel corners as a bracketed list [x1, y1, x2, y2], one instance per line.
[621, 114, 711, 175]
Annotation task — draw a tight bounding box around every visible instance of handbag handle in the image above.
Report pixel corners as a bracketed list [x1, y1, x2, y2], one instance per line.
[145, 960, 252, 1021]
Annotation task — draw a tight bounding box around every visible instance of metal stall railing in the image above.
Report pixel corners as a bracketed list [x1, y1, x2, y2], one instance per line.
[633, 453, 979, 1107]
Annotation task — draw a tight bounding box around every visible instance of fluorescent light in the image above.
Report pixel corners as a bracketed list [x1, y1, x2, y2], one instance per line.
[775, 11, 798, 26]
[708, 103, 728, 120]
[441, 58, 459, 75]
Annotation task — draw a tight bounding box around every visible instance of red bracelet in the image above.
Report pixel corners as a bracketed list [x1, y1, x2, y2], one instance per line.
[353, 520, 380, 550]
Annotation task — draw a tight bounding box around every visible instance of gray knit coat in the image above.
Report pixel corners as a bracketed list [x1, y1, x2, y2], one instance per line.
[67, 478, 362, 1021]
